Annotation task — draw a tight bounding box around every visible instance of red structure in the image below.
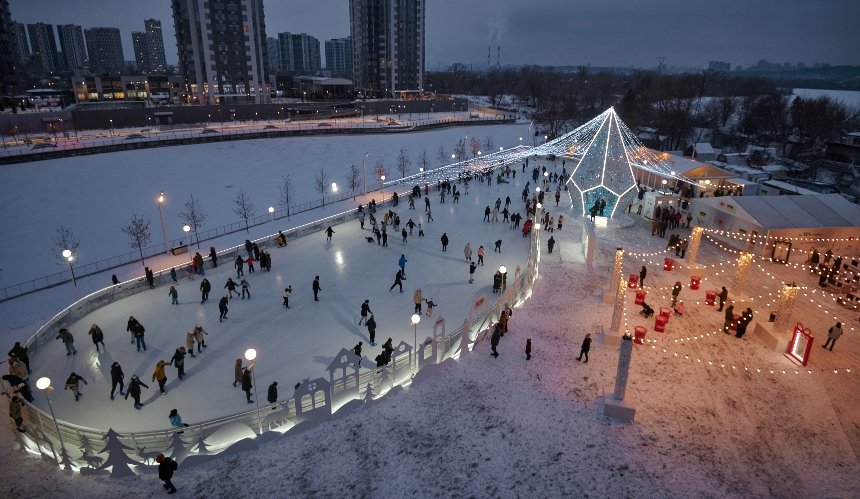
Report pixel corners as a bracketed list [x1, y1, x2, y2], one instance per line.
[635, 289, 647, 305]
[654, 315, 668, 332]
[664, 257, 674, 271]
[705, 290, 716, 306]
[628, 274, 639, 288]
[690, 276, 701, 290]
[634, 326, 647, 344]
[786, 323, 814, 367]
[659, 307, 672, 320]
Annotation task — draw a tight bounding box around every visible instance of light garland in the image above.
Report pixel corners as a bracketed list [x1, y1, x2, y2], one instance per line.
[611, 277, 626, 332]
[734, 252, 753, 293]
[687, 226, 703, 265]
[773, 283, 799, 334]
[611, 247, 624, 297]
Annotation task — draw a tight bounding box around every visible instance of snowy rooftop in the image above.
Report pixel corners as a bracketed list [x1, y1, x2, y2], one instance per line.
[697, 193, 860, 229]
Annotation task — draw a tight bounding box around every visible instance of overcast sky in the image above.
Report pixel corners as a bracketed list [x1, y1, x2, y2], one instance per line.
[9, 0, 860, 70]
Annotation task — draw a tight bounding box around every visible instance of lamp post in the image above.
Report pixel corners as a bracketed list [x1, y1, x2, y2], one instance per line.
[380, 175, 386, 200]
[268, 206, 275, 231]
[36, 377, 66, 464]
[109, 119, 114, 137]
[244, 348, 262, 434]
[62, 249, 77, 287]
[363, 152, 369, 196]
[499, 265, 507, 292]
[419, 167, 424, 179]
[183, 224, 191, 247]
[411, 314, 421, 373]
[157, 192, 168, 254]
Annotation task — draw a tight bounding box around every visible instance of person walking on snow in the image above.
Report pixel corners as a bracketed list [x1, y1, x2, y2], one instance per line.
[490, 324, 501, 358]
[671, 281, 682, 306]
[125, 375, 149, 410]
[9, 396, 25, 432]
[823, 322, 843, 351]
[717, 287, 728, 312]
[577, 334, 592, 363]
[359, 300, 372, 325]
[110, 361, 125, 400]
[547, 236, 555, 254]
[639, 266, 647, 288]
[267, 382, 278, 404]
[88, 324, 105, 352]
[313, 276, 321, 301]
[389, 269, 404, 293]
[413, 289, 423, 314]
[246, 254, 255, 273]
[401, 227, 408, 244]
[464, 243, 472, 262]
[218, 295, 229, 322]
[353, 342, 363, 367]
[233, 359, 244, 387]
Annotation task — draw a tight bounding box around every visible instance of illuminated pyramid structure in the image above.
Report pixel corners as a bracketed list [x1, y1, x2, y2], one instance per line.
[534, 107, 688, 218]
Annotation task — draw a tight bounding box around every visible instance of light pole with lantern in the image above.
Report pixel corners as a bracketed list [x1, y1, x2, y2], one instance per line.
[268, 206, 275, 231]
[380, 175, 386, 200]
[411, 314, 421, 374]
[362, 153, 369, 196]
[499, 265, 507, 292]
[36, 376, 67, 465]
[244, 348, 262, 434]
[157, 192, 168, 254]
[183, 225, 191, 247]
[62, 249, 77, 287]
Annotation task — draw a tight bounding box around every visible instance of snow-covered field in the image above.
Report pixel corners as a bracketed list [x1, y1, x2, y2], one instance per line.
[2, 124, 860, 497]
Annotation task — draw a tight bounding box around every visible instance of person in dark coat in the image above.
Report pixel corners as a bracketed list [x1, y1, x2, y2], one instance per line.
[88, 324, 106, 352]
[245, 239, 253, 257]
[440, 233, 449, 251]
[9, 395, 25, 432]
[64, 372, 88, 401]
[2, 374, 34, 403]
[823, 322, 843, 351]
[493, 271, 503, 293]
[326, 226, 335, 242]
[353, 341, 362, 367]
[723, 304, 735, 334]
[313, 276, 321, 301]
[218, 295, 229, 322]
[366, 315, 377, 346]
[736, 308, 753, 338]
[209, 246, 218, 267]
[382, 338, 394, 364]
[145, 267, 155, 288]
[547, 236, 555, 254]
[156, 453, 178, 494]
[224, 278, 239, 298]
[717, 286, 728, 312]
[359, 300, 372, 325]
[200, 278, 211, 303]
[235, 255, 245, 278]
[525, 338, 532, 360]
[671, 281, 682, 306]
[125, 375, 149, 410]
[490, 324, 501, 358]
[110, 361, 125, 400]
[169, 347, 187, 380]
[810, 248, 820, 268]
[577, 334, 592, 363]
[267, 382, 278, 404]
[241, 368, 254, 403]
[639, 266, 647, 288]
[389, 269, 404, 293]
[8, 342, 30, 373]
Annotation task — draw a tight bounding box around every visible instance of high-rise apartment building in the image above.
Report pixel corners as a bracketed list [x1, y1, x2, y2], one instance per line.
[85, 27, 124, 74]
[325, 36, 352, 79]
[57, 24, 88, 72]
[349, 0, 424, 97]
[0, 0, 25, 94]
[132, 19, 167, 74]
[27, 22, 62, 74]
[266, 36, 281, 74]
[12, 21, 29, 65]
[278, 32, 321, 75]
[171, 0, 269, 104]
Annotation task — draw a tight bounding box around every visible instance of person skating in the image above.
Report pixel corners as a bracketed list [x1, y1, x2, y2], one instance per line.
[169, 347, 187, 380]
[547, 236, 555, 254]
[283, 286, 292, 308]
[382, 338, 394, 364]
[310, 275, 322, 301]
[399, 254, 408, 276]
[576, 334, 592, 363]
[822, 322, 843, 351]
[246, 254, 255, 273]
[353, 342, 362, 367]
[152, 360, 168, 394]
[639, 266, 647, 288]
[224, 278, 239, 298]
[192, 324, 208, 352]
[110, 361, 125, 400]
[168, 285, 179, 305]
[494, 239, 502, 253]
[125, 375, 149, 410]
[525, 338, 532, 360]
[366, 315, 377, 346]
[389, 269, 404, 293]
[3, 374, 34, 403]
[219, 294, 229, 322]
[209, 246, 218, 267]
[200, 278, 211, 303]
[717, 286, 728, 312]
[169, 408, 190, 431]
[88, 323, 106, 352]
[477, 246, 485, 266]
[490, 324, 501, 358]
[240, 278, 251, 299]
[8, 342, 30, 374]
[155, 453, 178, 494]
[56, 327, 77, 356]
[241, 368, 254, 403]
[464, 242, 472, 262]
[359, 299, 372, 325]
[235, 255, 244, 278]
[413, 289, 423, 314]
[64, 372, 88, 401]
[424, 298, 436, 317]
[267, 381, 278, 404]
[185, 331, 196, 358]
[233, 359, 243, 387]
[9, 395, 25, 432]
[469, 261, 477, 283]
[326, 226, 335, 242]
[441, 233, 449, 251]
[145, 267, 155, 289]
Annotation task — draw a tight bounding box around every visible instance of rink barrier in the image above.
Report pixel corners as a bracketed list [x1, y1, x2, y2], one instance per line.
[0, 118, 517, 303]
[4, 167, 540, 474]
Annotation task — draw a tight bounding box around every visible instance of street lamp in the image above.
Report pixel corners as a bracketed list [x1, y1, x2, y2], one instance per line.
[268, 206, 275, 230]
[62, 249, 77, 287]
[499, 265, 507, 292]
[36, 376, 67, 465]
[411, 314, 421, 373]
[419, 167, 424, 179]
[363, 152, 369, 196]
[381, 175, 386, 200]
[157, 192, 168, 254]
[244, 348, 262, 433]
[109, 119, 114, 137]
[183, 224, 190, 246]
[331, 182, 338, 193]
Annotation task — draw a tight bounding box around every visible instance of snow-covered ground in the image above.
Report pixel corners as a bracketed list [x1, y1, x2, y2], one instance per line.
[2, 125, 860, 497]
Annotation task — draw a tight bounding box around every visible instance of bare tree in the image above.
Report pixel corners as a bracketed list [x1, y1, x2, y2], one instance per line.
[178, 193, 207, 248]
[121, 214, 152, 266]
[232, 189, 256, 233]
[469, 136, 481, 157]
[417, 149, 430, 174]
[52, 225, 80, 264]
[437, 145, 449, 165]
[453, 139, 467, 161]
[345, 164, 362, 200]
[396, 147, 411, 178]
[314, 166, 329, 207]
[482, 136, 495, 152]
[278, 175, 296, 219]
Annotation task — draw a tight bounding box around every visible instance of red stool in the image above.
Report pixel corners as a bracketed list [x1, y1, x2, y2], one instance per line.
[690, 276, 701, 290]
[634, 326, 647, 344]
[664, 257, 674, 271]
[627, 274, 639, 288]
[705, 290, 716, 306]
[635, 289, 647, 305]
[654, 315, 668, 332]
[659, 307, 672, 321]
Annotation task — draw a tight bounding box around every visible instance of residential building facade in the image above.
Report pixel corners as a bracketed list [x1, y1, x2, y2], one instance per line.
[85, 27, 125, 74]
[132, 19, 167, 74]
[171, 0, 269, 104]
[27, 22, 62, 74]
[0, 0, 25, 94]
[278, 32, 321, 75]
[266, 36, 281, 74]
[325, 36, 352, 79]
[349, 0, 424, 97]
[57, 24, 88, 72]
